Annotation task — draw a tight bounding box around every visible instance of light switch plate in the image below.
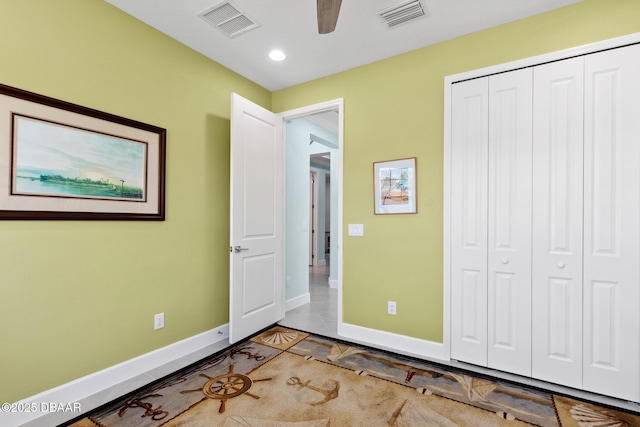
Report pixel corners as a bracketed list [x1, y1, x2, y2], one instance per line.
[348, 224, 364, 236]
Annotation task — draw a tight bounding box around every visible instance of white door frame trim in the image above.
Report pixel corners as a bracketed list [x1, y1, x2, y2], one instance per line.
[279, 98, 344, 329]
[443, 31, 640, 361]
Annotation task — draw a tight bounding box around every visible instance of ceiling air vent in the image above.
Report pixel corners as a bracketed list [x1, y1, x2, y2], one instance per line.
[378, 0, 428, 30]
[199, 1, 260, 38]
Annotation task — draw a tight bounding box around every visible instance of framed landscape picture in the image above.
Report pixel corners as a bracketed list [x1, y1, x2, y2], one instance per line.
[0, 83, 166, 220]
[373, 157, 417, 215]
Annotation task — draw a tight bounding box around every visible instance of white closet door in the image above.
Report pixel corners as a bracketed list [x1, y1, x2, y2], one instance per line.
[450, 77, 489, 367]
[531, 57, 584, 388]
[487, 68, 533, 376]
[583, 44, 640, 402]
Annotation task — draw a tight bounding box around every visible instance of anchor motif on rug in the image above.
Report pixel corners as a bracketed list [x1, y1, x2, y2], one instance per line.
[287, 376, 340, 406]
[118, 394, 169, 420]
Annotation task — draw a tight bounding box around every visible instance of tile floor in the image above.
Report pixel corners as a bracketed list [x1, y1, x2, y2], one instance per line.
[278, 264, 338, 339]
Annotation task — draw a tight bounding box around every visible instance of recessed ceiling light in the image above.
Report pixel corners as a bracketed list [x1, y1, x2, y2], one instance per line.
[269, 50, 286, 61]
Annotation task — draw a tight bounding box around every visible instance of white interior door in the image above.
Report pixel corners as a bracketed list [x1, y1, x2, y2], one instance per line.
[582, 45, 640, 401]
[487, 68, 533, 376]
[450, 77, 489, 367]
[531, 56, 584, 388]
[230, 93, 284, 344]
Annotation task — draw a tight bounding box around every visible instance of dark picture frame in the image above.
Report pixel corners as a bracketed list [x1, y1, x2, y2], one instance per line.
[0, 83, 166, 220]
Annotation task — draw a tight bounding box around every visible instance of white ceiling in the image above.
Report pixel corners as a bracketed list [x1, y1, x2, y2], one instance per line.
[104, 0, 581, 91]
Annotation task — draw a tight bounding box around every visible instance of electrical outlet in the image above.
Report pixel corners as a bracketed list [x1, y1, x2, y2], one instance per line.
[387, 301, 396, 315]
[154, 313, 165, 330]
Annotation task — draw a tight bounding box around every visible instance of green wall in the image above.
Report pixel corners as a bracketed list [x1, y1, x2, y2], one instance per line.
[2, 0, 640, 406]
[272, 0, 640, 342]
[0, 0, 270, 403]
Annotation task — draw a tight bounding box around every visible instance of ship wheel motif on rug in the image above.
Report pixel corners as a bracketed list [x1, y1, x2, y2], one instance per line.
[180, 364, 272, 413]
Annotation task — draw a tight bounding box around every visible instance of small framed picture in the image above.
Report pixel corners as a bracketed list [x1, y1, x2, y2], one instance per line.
[373, 157, 417, 215]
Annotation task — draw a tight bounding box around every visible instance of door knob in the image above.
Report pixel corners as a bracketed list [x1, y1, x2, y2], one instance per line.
[234, 246, 249, 253]
[557, 262, 565, 269]
[501, 258, 509, 264]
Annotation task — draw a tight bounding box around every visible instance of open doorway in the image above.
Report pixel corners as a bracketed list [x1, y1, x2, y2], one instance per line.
[308, 170, 319, 267]
[279, 103, 341, 339]
[310, 164, 332, 268]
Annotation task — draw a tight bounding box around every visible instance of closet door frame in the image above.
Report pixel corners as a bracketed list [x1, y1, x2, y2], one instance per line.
[444, 32, 640, 380]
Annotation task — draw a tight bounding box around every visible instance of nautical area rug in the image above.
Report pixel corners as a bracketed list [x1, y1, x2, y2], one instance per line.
[68, 326, 640, 427]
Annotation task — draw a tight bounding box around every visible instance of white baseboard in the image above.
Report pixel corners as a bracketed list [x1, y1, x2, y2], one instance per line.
[337, 322, 448, 362]
[285, 292, 311, 312]
[2, 324, 230, 427]
[328, 278, 338, 288]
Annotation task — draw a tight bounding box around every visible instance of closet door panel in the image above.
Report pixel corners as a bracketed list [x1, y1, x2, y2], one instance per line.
[450, 78, 489, 366]
[487, 68, 532, 376]
[531, 57, 584, 388]
[583, 44, 640, 402]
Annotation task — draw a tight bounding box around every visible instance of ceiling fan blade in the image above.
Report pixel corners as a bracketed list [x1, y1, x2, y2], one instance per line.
[317, 0, 342, 34]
